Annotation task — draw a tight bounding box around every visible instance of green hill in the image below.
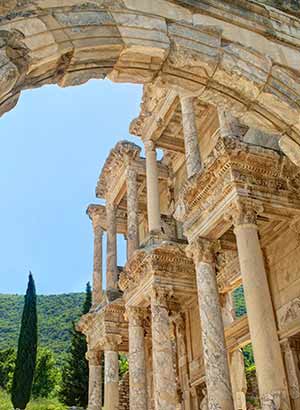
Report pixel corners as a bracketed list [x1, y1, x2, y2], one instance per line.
[0, 293, 85, 357]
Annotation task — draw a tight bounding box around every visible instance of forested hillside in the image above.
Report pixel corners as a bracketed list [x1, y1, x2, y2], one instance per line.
[0, 293, 85, 356]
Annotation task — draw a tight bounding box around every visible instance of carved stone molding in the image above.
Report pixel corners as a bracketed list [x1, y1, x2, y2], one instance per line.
[277, 297, 300, 330]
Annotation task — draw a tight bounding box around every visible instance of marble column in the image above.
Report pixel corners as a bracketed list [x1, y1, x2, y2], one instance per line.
[106, 202, 118, 291]
[186, 238, 234, 410]
[103, 336, 121, 410]
[87, 350, 102, 410]
[233, 204, 290, 410]
[180, 95, 201, 178]
[91, 214, 103, 306]
[127, 306, 147, 410]
[151, 288, 177, 410]
[218, 109, 243, 139]
[127, 167, 139, 259]
[144, 140, 161, 233]
[230, 349, 247, 410]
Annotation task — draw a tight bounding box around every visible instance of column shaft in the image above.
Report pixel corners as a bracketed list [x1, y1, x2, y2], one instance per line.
[128, 307, 147, 410]
[88, 351, 102, 410]
[104, 350, 119, 410]
[106, 202, 118, 290]
[92, 222, 103, 305]
[127, 167, 139, 259]
[180, 95, 201, 178]
[151, 289, 177, 410]
[234, 222, 290, 408]
[144, 141, 161, 233]
[188, 239, 234, 410]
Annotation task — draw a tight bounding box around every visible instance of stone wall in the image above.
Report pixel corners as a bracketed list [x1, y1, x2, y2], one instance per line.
[119, 371, 129, 410]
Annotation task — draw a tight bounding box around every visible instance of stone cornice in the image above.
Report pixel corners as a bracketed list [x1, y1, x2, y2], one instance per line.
[175, 137, 300, 240]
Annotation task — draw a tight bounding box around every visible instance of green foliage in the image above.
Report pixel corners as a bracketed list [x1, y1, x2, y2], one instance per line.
[0, 292, 85, 361]
[0, 389, 67, 410]
[243, 343, 255, 372]
[59, 283, 92, 408]
[0, 349, 15, 391]
[232, 285, 247, 318]
[12, 273, 38, 410]
[119, 354, 128, 377]
[32, 349, 59, 399]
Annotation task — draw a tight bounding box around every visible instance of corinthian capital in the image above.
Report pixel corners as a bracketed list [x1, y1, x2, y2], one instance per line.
[99, 335, 122, 351]
[86, 349, 102, 366]
[228, 200, 263, 228]
[126, 306, 146, 326]
[185, 237, 218, 265]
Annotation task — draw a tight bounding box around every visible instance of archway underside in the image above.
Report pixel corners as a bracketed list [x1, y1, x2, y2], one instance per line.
[1, 0, 300, 163]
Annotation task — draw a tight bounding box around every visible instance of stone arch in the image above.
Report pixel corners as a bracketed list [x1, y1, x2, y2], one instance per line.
[1, 0, 300, 163]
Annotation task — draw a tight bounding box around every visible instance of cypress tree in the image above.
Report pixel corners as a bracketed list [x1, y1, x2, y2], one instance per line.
[60, 282, 92, 408]
[11, 273, 38, 410]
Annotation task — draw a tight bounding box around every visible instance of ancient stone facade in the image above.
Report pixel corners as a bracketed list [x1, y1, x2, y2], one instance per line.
[2, 1, 300, 410]
[78, 76, 300, 410]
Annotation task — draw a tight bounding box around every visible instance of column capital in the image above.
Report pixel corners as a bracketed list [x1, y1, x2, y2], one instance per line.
[126, 306, 146, 326]
[144, 139, 156, 153]
[228, 200, 263, 229]
[99, 335, 122, 351]
[86, 349, 102, 366]
[185, 237, 218, 265]
[150, 286, 173, 308]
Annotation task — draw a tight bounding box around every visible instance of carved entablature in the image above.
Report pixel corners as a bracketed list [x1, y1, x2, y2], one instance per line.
[174, 137, 300, 241]
[87, 203, 128, 234]
[96, 140, 141, 200]
[119, 241, 196, 306]
[77, 298, 128, 352]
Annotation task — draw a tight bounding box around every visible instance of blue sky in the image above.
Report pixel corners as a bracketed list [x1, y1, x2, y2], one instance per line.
[0, 80, 142, 295]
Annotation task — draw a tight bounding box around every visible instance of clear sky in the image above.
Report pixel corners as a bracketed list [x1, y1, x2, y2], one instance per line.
[0, 80, 142, 295]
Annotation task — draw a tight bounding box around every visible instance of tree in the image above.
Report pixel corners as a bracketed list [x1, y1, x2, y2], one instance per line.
[32, 349, 59, 399]
[59, 282, 92, 407]
[0, 348, 16, 391]
[11, 273, 38, 410]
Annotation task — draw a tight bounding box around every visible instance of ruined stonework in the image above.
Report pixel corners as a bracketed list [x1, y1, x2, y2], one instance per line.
[3, 1, 299, 409]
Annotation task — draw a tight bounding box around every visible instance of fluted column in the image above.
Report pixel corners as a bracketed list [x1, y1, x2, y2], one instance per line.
[151, 288, 177, 410]
[144, 140, 161, 233]
[127, 167, 139, 259]
[180, 95, 201, 178]
[106, 202, 118, 291]
[87, 350, 102, 410]
[232, 203, 290, 410]
[186, 238, 234, 410]
[127, 306, 147, 410]
[91, 214, 103, 306]
[103, 336, 121, 410]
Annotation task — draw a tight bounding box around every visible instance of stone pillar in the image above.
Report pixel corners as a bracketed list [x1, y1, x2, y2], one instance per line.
[180, 95, 201, 178]
[144, 140, 161, 233]
[103, 336, 121, 410]
[91, 214, 103, 306]
[127, 306, 147, 410]
[230, 349, 247, 410]
[282, 338, 300, 406]
[127, 167, 139, 259]
[106, 202, 118, 291]
[151, 288, 177, 410]
[186, 238, 234, 410]
[233, 203, 290, 410]
[87, 350, 102, 410]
